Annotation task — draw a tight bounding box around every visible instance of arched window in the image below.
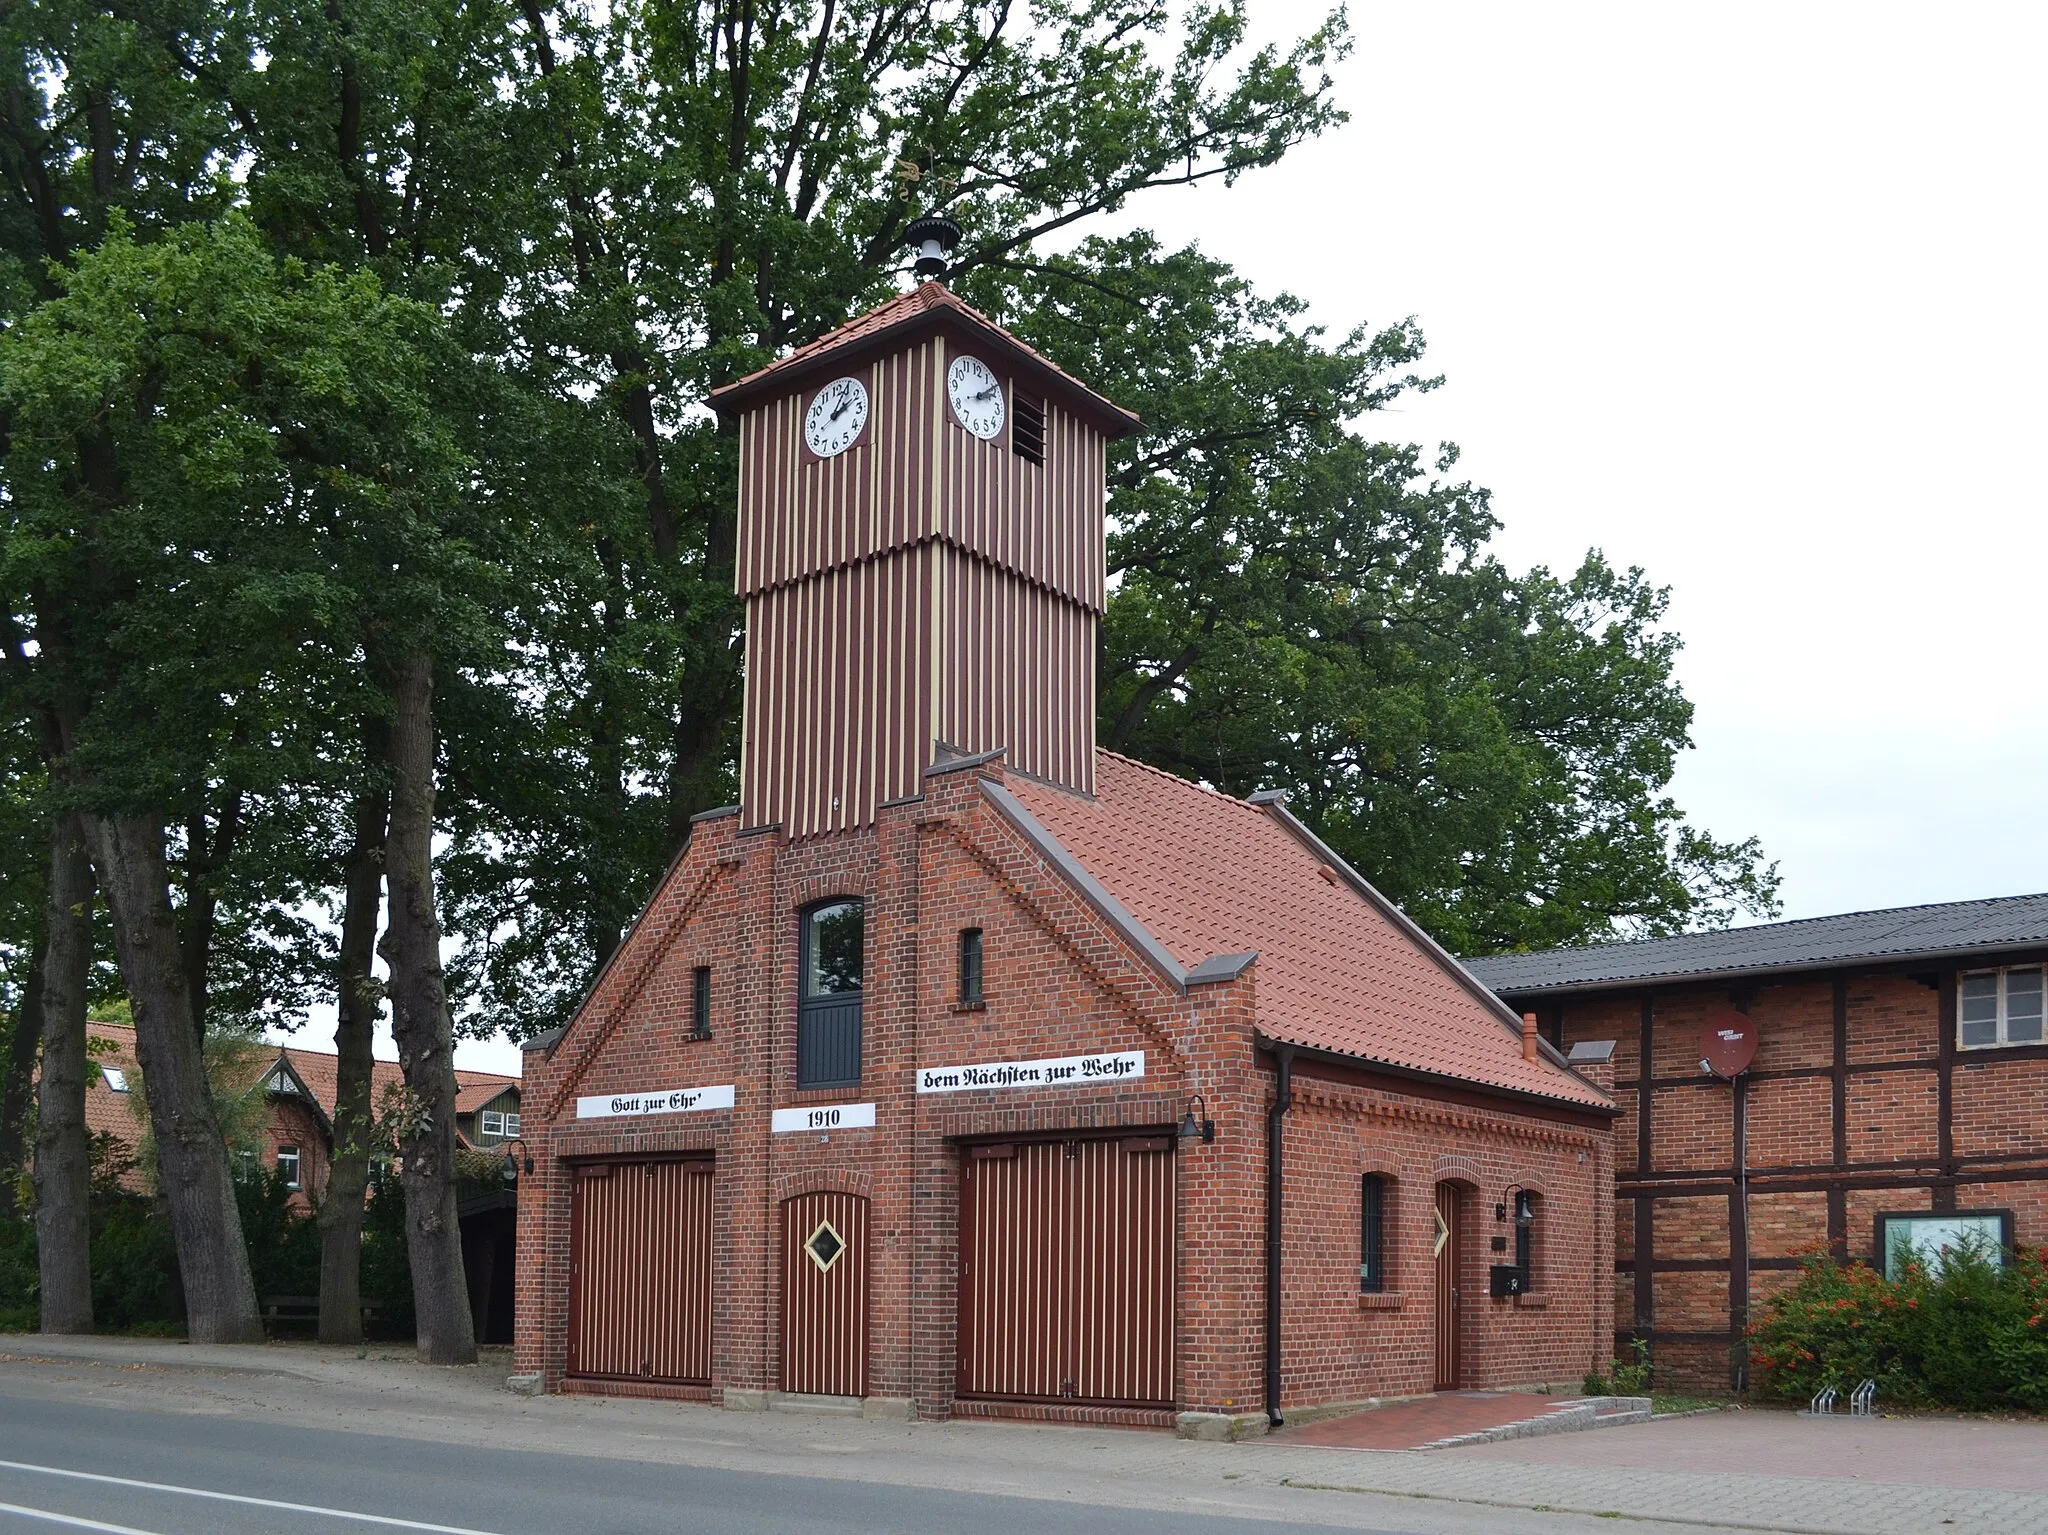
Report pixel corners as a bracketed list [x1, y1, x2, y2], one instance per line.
[798, 900, 864, 1088]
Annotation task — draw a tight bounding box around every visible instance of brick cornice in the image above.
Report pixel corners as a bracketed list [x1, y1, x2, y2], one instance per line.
[770, 1166, 874, 1203]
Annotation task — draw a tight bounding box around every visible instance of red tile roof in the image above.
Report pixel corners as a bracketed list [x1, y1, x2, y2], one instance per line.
[1005, 752, 1610, 1109]
[707, 282, 1140, 434]
[74, 1024, 519, 1151]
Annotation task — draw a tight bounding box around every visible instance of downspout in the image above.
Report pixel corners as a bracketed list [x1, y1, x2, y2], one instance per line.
[1265, 1042, 1295, 1428]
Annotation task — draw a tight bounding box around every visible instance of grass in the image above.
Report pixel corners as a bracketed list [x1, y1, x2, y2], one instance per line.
[1651, 1393, 1725, 1415]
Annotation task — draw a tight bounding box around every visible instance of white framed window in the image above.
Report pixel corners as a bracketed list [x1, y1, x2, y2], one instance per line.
[1959, 966, 2044, 1049]
[277, 1145, 301, 1189]
[480, 1110, 505, 1138]
[503, 1111, 520, 1137]
[101, 1066, 128, 1093]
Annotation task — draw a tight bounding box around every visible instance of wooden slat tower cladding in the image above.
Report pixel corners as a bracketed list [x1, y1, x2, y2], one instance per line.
[568, 1159, 714, 1384]
[956, 1136, 1176, 1409]
[780, 1190, 870, 1397]
[733, 329, 1112, 836]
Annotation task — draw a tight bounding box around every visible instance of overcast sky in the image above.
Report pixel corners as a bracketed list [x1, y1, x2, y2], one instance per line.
[1117, 0, 2047, 923]
[441, 2, 2045, 1075]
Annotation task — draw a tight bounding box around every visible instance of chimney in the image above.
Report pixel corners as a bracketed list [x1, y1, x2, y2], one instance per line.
[903, 214, 962, 281]
[1521, 1011, 1539, 1061]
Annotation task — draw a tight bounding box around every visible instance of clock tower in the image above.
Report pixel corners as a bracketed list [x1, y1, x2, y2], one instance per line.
[709, 249, 1140, 839]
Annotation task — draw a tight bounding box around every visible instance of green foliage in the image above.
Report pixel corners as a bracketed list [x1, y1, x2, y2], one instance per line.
[359, 1178, 415, 1339]
[1749, 1246, 2048, 1411]
[1584, 1336, 1655, 1397]
[0, 1207, 34, 1330]
[233, 1166, 322, 1303]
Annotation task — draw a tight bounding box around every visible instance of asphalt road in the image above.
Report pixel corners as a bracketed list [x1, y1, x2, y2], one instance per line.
[0, 1384, 1402, 1535]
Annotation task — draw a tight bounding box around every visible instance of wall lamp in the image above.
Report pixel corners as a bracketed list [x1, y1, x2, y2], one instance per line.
[498, 1139, 535, 1184]
[1495, 1187, 1535, 1226]
[1178, 1095, 1216, 1144]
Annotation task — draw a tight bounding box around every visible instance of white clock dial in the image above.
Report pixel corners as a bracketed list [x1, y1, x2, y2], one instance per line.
[947, 355, 1006, 441]
[804, 375, 870, 457]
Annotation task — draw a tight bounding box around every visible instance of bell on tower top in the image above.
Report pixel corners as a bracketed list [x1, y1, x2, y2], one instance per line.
[903, 214, 962, 280]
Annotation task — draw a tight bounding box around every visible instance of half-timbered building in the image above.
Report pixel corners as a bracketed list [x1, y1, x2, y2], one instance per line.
[511, 263, 1620, 1433]
[1467, 894, 2048, 1393]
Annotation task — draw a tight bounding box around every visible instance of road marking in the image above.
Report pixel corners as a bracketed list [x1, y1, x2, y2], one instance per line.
[0, 1499, 163, 1533]
[0, 1460, 507, 1534]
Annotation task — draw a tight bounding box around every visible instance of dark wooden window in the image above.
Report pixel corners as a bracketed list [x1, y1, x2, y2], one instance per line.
[798, 900, 863, 1088]
[1012, 392, 1045, 464]
[277, 1144, 301, 1190]
[1360, 1174, 1386, 1292]
[959, 928, 984, 1005]
[692, 965, 712, 1039]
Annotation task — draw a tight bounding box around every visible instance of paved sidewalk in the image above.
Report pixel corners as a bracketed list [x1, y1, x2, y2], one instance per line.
[3, 1334, 2046, 1534]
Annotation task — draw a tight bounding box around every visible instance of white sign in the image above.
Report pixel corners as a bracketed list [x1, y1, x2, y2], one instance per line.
[772, 1102, 877, 1134]
[576, 1084, 735, 1120]
[915, 1050, 1145, 1094]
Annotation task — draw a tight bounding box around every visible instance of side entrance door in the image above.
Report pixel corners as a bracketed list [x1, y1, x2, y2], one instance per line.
[957, 1134, 1175, 1408]
[1433, 1182, 1462, 1390]
[781, 1190, 870, 1397]
[568, 1157, 714, 1383]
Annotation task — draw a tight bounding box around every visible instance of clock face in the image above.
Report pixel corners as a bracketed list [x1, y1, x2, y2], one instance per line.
[804, 375, 870, 457]
[947, 355, 1006, 441]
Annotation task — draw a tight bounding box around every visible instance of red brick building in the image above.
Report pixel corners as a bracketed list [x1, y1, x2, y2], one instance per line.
[512, 268, 1619, 1433]
[1466, 895, 2048, 1393]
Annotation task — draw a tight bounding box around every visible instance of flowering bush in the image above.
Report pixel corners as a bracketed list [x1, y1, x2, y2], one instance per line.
[1750, 1242, 2048, 1410]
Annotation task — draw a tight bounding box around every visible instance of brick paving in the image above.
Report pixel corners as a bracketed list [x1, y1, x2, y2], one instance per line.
[1276, 1392, 1577, 1449]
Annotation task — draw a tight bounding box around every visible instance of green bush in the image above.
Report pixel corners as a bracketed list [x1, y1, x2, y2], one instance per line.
[1750, 1244, 2048, 1410]
[0, 1212, 35, 1330]
[358, 1178, 415, 1339]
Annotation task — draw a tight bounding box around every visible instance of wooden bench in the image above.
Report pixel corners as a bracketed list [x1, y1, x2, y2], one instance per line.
[259, 1295, 382, 1328]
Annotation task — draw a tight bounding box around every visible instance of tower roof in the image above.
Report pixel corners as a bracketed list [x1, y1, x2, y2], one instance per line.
[708, 283, 1141, 438]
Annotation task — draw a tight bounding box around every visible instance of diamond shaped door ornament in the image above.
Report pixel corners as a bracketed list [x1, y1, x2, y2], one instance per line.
[804, 1219, 845, 1273]
[1434, 1202, 1451, 1258]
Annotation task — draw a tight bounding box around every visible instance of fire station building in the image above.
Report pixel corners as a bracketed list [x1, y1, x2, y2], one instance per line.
[511, 267, 1620, 1433]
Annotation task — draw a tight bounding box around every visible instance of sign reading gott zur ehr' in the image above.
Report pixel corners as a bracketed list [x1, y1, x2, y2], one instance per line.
[915, 1050, 1144, 1094]
[575, 1084, 736, 1120]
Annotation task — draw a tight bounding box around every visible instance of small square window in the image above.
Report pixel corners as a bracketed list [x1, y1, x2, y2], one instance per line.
[503, 1112, 520, 1137]
[101, 1066, 128, 1093]
[1959, 966, 2044, 1049]
[480, 1110, 504, 1139]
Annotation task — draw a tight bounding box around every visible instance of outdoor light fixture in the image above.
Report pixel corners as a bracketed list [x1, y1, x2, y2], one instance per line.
[1178, 1094, 1216, 1144]
[498, 1139, 534, 1184]
[1497, 1186, 1535, 1226]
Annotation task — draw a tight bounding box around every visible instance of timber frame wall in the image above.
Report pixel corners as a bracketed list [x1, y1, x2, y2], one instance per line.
[1538, 950, 2048, 1393]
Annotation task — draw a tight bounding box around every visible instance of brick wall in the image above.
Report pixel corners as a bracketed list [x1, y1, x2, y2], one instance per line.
[516, 758, 1616, 1419]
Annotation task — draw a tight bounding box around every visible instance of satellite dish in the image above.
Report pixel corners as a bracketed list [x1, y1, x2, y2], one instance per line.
[1699, 1008, 1759, 1079]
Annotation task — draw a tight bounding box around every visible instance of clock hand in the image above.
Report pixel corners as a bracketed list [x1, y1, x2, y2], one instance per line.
[974, 384, 999, 401]
[831, 396, 850, 420]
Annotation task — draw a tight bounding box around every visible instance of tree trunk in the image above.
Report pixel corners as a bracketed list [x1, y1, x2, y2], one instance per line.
[84, 808, 263, 1343]
[0, 929, 47, 1219]
[34, 815, 94, 1332]
[318, 730, 390, 1345]
[378, 655, 476, 1365]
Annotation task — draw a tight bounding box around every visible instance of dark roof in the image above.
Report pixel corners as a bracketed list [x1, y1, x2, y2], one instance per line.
[1463, 892, 2048, 999]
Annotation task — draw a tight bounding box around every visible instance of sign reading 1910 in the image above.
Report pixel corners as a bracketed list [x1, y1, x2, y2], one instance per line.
[770, 1102, 877, 1134]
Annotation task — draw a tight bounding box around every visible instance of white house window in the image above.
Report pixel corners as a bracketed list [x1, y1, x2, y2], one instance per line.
[101, 1067, 128, 1093]
[277, 1145, 301, 1189]
[481, 1110, 505, 1139]
[1959, 966, 2044, 1049]
[503, 1111, 520, 1137]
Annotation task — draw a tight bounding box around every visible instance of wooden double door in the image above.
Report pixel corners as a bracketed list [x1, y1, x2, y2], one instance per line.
[568, 1157, 715, 1383]
[957, 1134, 1176, 1408]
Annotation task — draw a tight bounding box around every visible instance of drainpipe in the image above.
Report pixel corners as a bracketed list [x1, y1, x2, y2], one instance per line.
[1265, 1042, 1295, 1428]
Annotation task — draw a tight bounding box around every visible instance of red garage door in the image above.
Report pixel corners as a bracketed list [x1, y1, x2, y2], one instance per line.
[958, 1135, 1175, 1408]
[569, 1158, 714, 1384]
